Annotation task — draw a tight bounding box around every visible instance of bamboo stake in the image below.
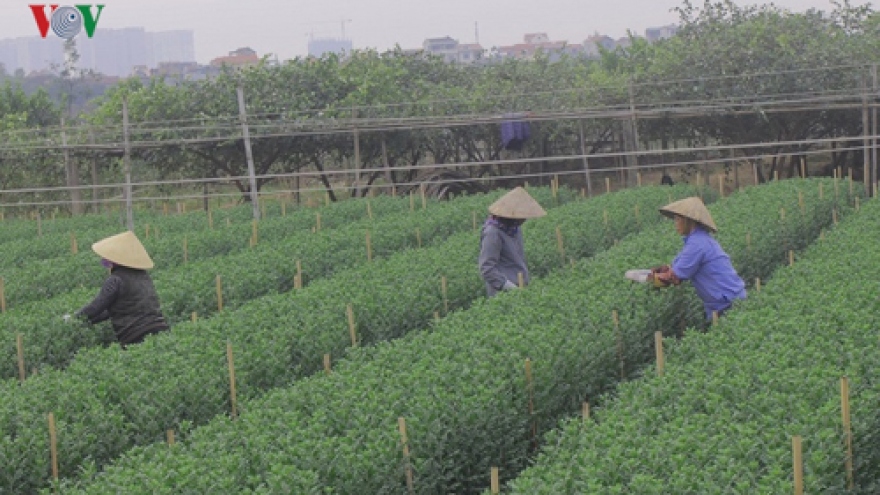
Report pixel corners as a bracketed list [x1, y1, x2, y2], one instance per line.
[556, 226, 565, 266]
[398, 417, 415, 494]
[793, 436, 804, 495]
[48, 412, 59, 483]
[70, 232, 78, 254]
[833, 208, 839, 225]
[167, 429, 175, 446]
[315, 212, 321, 232]
[183, 236, 188, 264]
[347, 304, 357, 347]
[582, 401, 590, 421]
[753, 161, 759, 186]
[780, 207, 786, 221]
[849, 168, 854, 196]
[325, 192, 330, 206]
[0, 277, 5, 313]
[634, 204, 640, 224]
[16, 333, 25, 383]
[712, 311, 719, 326]
[517, 272, 525, 288]
[208, 210, 214, 229]
[416, 228, 422, 248]
[420, 184, 427, 210]
[637, 171, 642, 187]
[614, 310, 624, 379]
[605, 177, 611, 193]
[281, 201, 286, 217]
[800, 160, 806, 178]
[774, 169, 779, 182]
[324, 354, 332, 375]
[191, 312, 197, 322]
[366, 230, 372, 262]
[842, 376, 854, 489]
[490, 467, 500, 494]
[756, 278, 762, 292]
[789, 250, 794, 266]
[367, 200, 373, 220]
[251, 219, 258, 246]
[441, 276, 448, 313]
[409, 192, 414, 211]
[163, 203, 168, 216]
[227, 342, 237, 419]
[216, 275, 223, 312]
[798, 191, 805, 214]
[718, 174, 724, 198]
[581, 187, 586, 198]
[655, 331, 665, 376]
[296, 260, 303, 289]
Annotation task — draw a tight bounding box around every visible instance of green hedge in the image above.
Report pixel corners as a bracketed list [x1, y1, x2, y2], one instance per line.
[505, 195, 880, 494]
[59, 179, 854, 494]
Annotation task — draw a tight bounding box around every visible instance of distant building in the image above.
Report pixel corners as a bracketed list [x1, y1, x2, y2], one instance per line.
[494, 33, 581, 61]
[210, 47, 261, 68]
[416, 36, 483, 64]
[308, 37, 353, 58]
[645, 24, 678, 42]
[583, 34, 616, 58]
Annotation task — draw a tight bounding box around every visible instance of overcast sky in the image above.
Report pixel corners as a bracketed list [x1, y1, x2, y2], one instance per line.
[0, 0, 861, 63]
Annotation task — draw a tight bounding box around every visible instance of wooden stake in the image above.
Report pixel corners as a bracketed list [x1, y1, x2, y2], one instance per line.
[655, 331, 665, 376]
[582, 401, 590, 421]
[324, 353, 332, 375]
[472, 211, 477, 232]
[556, 226, 565, 265]
[16, 333, 25, 383]
[793, 436, 804, 495]
[712, 311, 719, 326]
[366, 230, 372, 262]
[774, 169, 779, 182]
[753, 161, 759, 185]
[70, 232, 78, 254]
[315, 212, 321, 232]
[226, 217, 231, 228]
[183, 236, 188, 264]
[226, 342, 238, 419]
[325, 192, 330, 206]
[420, 184, 427, 210]
[347, 304, 357, 347]
[789, 250, 794, 266]
[756, 278, 761, 292]
[780, 207, 785, 221]
[208, 210, 214, 230]
[251, 219, 258, 246]
[398, 417, 415, 494]
[798, 191, 805, 214]
[800, 160, 806, 178]
[634, 204, 640, 224]
[216, 275, 224, 312]
[167, 429, 175, 446]
[842, 376, 854, 490]
[490, 467, 500, 494]
[718, 174, 724, 198]
[366, 200, 373, 220]
[409, 192, 414, 211]
[295, 260, 303, 289]
[48, 412, 59, 483]
[163, 203, 168, 216]
[614, 310, 624, 379]
[281, 201, 286, 217]
[0, 277, 5, 313]
[415, 228, 421, 248]
[605, 177, 611, 193]
[517, 272, 525, 288]
[637, 171, 642, 187]
[441, 276, 448, 313]
[191, 312, 197, 322]
[849, 168, 854, 196]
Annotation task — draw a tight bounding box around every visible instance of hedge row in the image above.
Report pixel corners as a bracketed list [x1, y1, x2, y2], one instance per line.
[0, 189, 551, 382]
[505, 195, 880, 494]
[60, 179, 855, 494]
[0, 185, 694, 494]
[0, 194, 414, 309]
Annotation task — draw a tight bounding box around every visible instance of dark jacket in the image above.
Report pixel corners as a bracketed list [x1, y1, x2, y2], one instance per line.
[76, 266, 170, 345]
[479, 222, 529, 297]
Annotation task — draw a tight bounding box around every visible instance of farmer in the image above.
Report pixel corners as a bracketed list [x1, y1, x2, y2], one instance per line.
[479, 186, 547, 297]
[649, 196, 746, 321]
[68, 230, 170, 347]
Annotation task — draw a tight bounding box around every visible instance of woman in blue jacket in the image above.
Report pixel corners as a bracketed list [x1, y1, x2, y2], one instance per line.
[650, 196, 746, 321]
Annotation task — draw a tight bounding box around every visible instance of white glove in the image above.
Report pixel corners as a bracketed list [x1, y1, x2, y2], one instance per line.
[62, 314, 72, 323]
[502, 280, 519, 291]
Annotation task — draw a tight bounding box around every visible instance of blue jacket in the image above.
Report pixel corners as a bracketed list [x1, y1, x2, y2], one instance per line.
[672, 227, 746, 320]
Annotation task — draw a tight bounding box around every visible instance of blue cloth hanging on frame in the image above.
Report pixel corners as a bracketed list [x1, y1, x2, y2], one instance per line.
[501, 113, 531, 151]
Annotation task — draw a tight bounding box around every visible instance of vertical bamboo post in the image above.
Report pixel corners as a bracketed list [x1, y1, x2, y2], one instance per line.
[789, 250, 794, 267]
[36, 213, 42, 237]
[441, 276, 448, 313]
[316, 212, 321, 232]
[655, 331, 665, 377]
[793, 436, 804, 495]
[753, 161, 759, 185]
[614, 310, 624, 379]
[367, 200, 373, 220]
[718, 174, 724, 198]
[841, 376, 854, 489]
[163, 203, 168, 216]
[849, 168, 854, 196]
[183, 236, 188, 264]
[366, 230, 372, 262]
[325, 192, 330, 206]
[712, 311, 719, 326]
[191, 312, 198, 322]
[281, 201, 286, 217]
[227, 342, 237, 419]
[556, 226, 565, 266]
[801, 160, 806, 179]
[70, 232, 78, 254]
[605, 177, 611, 193]
[347, 304, 357, 347]
[798, 191, 805, 214]
[0, 277, 5, 313]
[756, 278, 761, 292]
[398, 417, 415, 494]
[582, 401, 590, 421]
[415, 228, 422, 248]
[208, 210, 214, 229]
[167, 429, 175, 446]
[774, 169, 779, 182]
[490, 467, 500, 494]
[637, 171, 642, 187]
[420, 184, 427, 210]
[216, 275, 223, 312]
[855, 196, 860, 212]
[324, 354, 332, 375]
[251, 219, 258, 246]
[48, 412, 59, 484]
[16, 333, 25, 383]
[780, 207, 786, 221]
[517, 272, 525, 288]
[409, 192, 415, 211]
[295, 260, 303, 289]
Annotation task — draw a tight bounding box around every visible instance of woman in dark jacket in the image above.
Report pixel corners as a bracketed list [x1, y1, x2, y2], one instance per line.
[478, 186, 547, 297]
[72, 230, 170, 347]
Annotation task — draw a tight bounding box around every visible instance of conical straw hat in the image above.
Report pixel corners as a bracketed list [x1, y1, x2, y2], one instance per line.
[488, 187, 547, 219]
[659, 196, 718, 233]
[92, 231, 154, 270]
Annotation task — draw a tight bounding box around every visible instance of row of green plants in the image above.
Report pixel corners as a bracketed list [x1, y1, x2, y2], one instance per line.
[0, 185, 700, 494]
[0, 189, 547, 381]
[503, 196, 880, 494]
[57, 179, 856, 494]
[0, 194, 414, 308]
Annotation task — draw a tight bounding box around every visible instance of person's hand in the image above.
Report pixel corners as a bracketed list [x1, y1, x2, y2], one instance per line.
[502, 280, 519, 291]
[651, 264, 671, 275]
